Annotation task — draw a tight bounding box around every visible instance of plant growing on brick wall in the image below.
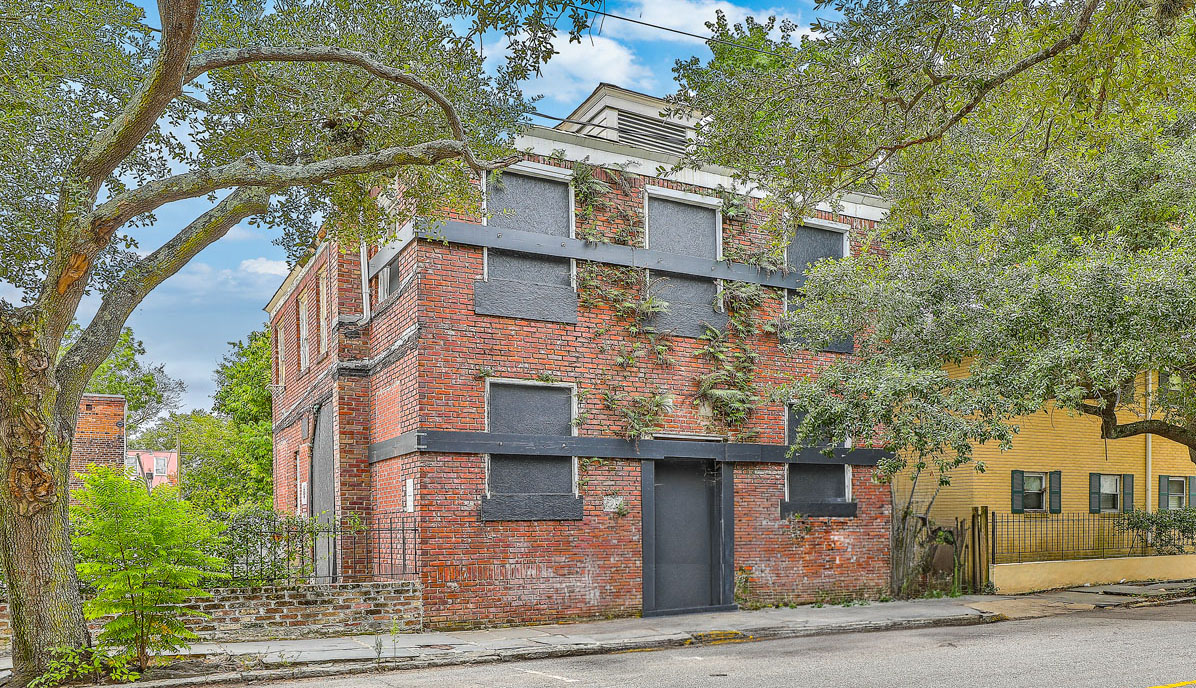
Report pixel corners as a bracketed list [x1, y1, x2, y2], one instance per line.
[72, 466, 226, 671]
[694, 325, 761, 435]
[602, 390, 674, 440]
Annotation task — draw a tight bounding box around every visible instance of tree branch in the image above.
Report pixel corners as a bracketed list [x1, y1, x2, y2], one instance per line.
[1076, 395, 1196, 451]
[57, 187, 272, 415]
[842, 0, 1102, 169]
[183, 45, 495, 171]
[72, 0, 201, 192]
[89, 138, 508, 237]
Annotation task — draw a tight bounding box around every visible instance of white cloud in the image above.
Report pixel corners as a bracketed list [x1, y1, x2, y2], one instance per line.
[491, 34, 656, 105]
[154, 259, 286, 305]
[239, 257, 289, 277]
[603, 0, 807, 44]
[223, 225, 261, 241]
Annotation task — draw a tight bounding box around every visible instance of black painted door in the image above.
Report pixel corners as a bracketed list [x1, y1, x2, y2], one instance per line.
[311, 403, 336, 580]
[651, 461, 723, 612]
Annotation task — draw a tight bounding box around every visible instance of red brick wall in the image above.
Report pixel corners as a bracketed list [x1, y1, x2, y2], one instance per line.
[417, 453, 642, 628]
[733, 464, 890, 605]
[270, 152, 893, 626]
[69, 394, 126, 493]
[0, 582, 422, 650]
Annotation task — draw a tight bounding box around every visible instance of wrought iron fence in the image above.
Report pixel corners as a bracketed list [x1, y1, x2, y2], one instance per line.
[217, 511, 418, 586]
[991, 511, 1196, 564]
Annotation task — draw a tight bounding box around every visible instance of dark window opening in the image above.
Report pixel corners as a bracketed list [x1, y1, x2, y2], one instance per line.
[483, 382, 581, 520]
[787, 463, 849, 502]
[477, 172, 577, 323]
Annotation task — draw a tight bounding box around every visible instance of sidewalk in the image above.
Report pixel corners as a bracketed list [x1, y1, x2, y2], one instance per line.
[7, 580, 1193, 687]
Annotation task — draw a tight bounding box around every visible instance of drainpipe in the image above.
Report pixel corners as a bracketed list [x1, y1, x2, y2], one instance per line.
[358, 242, 371, 324]
[1146, 371, 1154, 512]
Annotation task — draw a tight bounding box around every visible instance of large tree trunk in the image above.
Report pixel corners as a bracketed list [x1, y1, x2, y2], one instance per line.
[0, 316, 89, 685]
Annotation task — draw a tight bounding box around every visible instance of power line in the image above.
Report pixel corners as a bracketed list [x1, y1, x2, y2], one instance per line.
[566, 4, 790, 59]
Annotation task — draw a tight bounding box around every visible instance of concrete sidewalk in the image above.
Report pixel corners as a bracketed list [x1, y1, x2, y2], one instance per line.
[7, 580, 1192, 687]
[124, 597, 1002, 686]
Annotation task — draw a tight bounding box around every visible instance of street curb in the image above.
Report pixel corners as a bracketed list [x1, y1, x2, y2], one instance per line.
[119, 612, 992, 688]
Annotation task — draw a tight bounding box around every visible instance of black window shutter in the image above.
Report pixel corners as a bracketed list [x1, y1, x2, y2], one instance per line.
[1159, 474, 1171, 511]
[1089, 473, 1101, 514]
[1048, 471, 1062, 514]
[1011, 470, 1024, 514]
[1188, 476, 1196, 509]
[1121, 473, 1134, 513]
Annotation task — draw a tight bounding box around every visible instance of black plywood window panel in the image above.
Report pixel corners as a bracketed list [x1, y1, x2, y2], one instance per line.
[788, 464, 848, 502]
[787, 225, 846, 274]
[487, 383, 574, 495]
[488, 383, 573, 435]
[480, 173, 576, 322]
[647, 197, 718, 259]
[787, 407, 846, 448]
[649, 272, 724, 336]
[488, 172, 572, 286]
[646, 197, 722, 336]
[783, 293, 854, 354]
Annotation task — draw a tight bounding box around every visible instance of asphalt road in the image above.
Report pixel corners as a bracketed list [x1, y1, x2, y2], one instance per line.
[264, 604, 1196, 688]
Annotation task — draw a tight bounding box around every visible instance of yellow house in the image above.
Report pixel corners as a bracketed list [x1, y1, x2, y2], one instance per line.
[899, 370, 1194, 520]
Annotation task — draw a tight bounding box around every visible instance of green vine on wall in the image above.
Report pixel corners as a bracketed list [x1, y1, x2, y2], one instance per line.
[692, 279, 769, 440]
[602, 390, 674, 440]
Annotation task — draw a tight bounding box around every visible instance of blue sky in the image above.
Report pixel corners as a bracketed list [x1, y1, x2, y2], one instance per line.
[86, 0, 813, 411]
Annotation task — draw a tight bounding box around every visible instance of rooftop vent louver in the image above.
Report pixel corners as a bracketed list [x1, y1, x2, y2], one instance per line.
[615, 110, 688, 156]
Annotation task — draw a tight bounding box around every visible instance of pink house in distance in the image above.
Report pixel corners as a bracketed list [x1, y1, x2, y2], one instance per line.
[125, 449, 178, 490]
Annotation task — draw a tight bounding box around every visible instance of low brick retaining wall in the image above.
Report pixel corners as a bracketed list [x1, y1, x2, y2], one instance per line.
[0, 581, 422, 651]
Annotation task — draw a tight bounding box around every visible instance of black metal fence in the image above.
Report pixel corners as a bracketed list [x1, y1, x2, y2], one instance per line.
[991, 511, 1195, 564]
[219, 511, 418, 585]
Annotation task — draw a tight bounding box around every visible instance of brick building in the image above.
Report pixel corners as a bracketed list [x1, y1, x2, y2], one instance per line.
[267, 84, 892, 626]
[69, 393, 127, 493]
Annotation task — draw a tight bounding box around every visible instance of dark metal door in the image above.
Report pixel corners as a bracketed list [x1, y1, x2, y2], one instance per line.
[650, 461, 722, 612]
[311, 403, 336, 580]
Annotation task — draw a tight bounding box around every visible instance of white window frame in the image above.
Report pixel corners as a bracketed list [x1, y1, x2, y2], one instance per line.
[483, 377, 578, 498]
[1022, 471, 1048, 513]
[1098, 473, 1122, 514]
[153, 455, 168, 477]
[1169, 476, 1187, 510]
[642, 185, 724, 310]
[784, 463, 853, 503]
[296, 292, 310, 371]
[782, 216, 852, 316]
[481, 163, 577, 289]
[274, 323, 286, 385]
[317, 267, 329, 355]
[124, 453, 139, 474]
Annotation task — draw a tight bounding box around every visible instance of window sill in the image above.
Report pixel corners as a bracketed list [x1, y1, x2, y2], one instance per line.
[780, 499, 857, 519]
[481, 493, 583, 521]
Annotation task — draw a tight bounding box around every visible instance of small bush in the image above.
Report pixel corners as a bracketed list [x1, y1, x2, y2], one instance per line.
[27, 646, 139, 688]
[72, 466, 227, 671]
[1117, 507, 1196, 555]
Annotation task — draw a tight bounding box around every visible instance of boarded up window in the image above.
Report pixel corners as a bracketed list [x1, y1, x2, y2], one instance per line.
[788, 464, 848, 502]
[487, 383, 574, 496]
[647, 197, 718, 259]
[783, 294, 853, 354]
[477, 173, 577, 322]
[786, 406, 848, 448]
[646, 196, 725, 336]
[787, 225, 846, 278]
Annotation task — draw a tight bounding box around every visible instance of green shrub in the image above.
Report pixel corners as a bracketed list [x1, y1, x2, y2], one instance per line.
[1116, 507, 1196, 555]
[71, 466, 227, 670]
[27, 646, 139, 688]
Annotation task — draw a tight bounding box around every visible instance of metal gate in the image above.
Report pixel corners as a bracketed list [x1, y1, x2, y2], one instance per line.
[643, 460, 733, 614]
[310, 402, 336, 580]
